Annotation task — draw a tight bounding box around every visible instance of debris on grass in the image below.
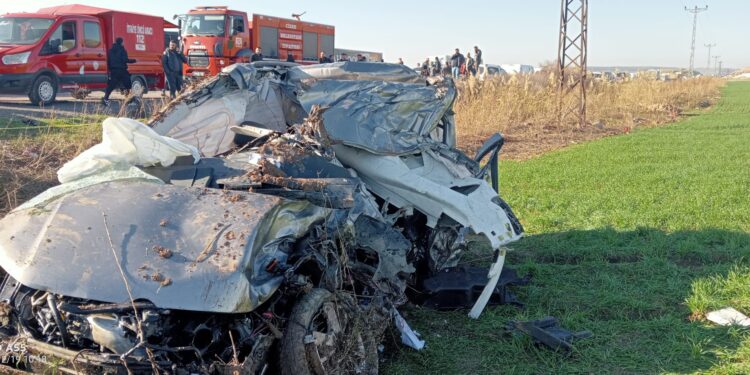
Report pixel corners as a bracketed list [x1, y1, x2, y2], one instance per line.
[506, 316, 592, 354]
[706, 307, 750, 327]
[392, 308, 425, 351]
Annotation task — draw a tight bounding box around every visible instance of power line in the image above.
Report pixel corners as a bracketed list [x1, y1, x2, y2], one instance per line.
[684, 5, 708, 75]
[704, 43, 716, 74]
[557, 0, 588, 128]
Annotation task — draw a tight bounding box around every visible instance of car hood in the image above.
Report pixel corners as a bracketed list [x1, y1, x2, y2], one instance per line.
[0, 180, 329, 313]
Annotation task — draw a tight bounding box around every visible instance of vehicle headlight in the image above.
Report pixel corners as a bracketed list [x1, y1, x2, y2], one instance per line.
[2, 52, 31, 65]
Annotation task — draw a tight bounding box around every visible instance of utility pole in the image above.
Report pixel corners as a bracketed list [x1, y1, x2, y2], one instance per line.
[713, 55, 721, 76]
[704, 43, 716, 75]
[684, 5, 708, 76]
[557, 0, 589, 128]
[718, 61, 723, 77]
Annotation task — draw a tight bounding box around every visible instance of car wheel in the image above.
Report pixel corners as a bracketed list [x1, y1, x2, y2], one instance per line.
[29, 75, 57, 106]
[130, 76, 146, 97]
[281, 289, 379, 375]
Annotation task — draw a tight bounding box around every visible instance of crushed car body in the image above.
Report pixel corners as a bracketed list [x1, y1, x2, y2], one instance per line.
[0, 61, 523, 374]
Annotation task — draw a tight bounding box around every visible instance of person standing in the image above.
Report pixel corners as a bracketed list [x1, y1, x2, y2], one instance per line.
[474, 46, 483, 70]
[162, 40, 187, 99]
[466, 52, 476, 77]
[251, 47, 263, 62]
[102, 37, 136, 106]
[397, 57, 404, 65]
[450, 48, 465, 79]
[286, 53, 295, 62]
[319, 51, 331, 63]
[433, 57, 442, 76]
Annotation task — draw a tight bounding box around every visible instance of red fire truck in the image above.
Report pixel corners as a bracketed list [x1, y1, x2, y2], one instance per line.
[178, 6, 335, 78]
[0, 4, 176, 105]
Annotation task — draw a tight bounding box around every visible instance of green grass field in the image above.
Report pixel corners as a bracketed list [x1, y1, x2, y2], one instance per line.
[384, 81, 750, 374]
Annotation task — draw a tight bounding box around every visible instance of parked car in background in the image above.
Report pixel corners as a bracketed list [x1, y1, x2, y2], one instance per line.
[478, 64, 506, 80]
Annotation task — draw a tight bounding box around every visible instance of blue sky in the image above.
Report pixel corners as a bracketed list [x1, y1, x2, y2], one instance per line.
[3, 0, 748, 69]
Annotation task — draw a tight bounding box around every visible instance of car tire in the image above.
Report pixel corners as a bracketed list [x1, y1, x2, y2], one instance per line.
[280, 288, 378, 375]
[130, 76, 147, 97]
[28, 75, 57, 106]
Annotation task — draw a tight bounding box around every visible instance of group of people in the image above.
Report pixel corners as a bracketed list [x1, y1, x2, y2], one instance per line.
[412, 46, 483, 79]
[100, 38, 188, 106]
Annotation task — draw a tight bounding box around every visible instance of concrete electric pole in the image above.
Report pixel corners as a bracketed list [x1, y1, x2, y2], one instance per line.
[704, 43, 716, 75]
[684, 5, 708, 75]
[557, 0, 589, 128]
[718, 61, 723, 77]
[713, 55, 721, 76]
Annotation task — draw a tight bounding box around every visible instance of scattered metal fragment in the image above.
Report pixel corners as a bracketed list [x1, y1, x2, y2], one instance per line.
[392, 308, 425, 351]
[506, 317, 592, 353]
[422, 266, 530, 310]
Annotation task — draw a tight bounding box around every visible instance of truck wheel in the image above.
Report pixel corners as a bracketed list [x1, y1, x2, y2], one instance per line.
[130, 76, 147, 97]
[29, 75, 57, 106]
[280, 289, 378, 375]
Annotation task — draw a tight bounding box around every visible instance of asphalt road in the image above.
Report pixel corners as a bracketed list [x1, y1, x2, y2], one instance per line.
[0, 91, 166, 123]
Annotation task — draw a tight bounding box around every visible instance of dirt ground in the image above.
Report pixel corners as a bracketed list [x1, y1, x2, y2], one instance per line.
[459, 122, 628, 160]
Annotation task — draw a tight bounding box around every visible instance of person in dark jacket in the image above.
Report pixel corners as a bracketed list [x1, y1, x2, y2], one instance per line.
[474, 46, 483, 69]
[286, 53, 295, 62]
[318, 51, 331, 63]
[466, 52, 476, 77]
[251, 47, 263, 62]
[420, 58, 430, 77]
[450, 48, 465, 79]
[102, 37, 136, 105]
[162, 40, 188, 99]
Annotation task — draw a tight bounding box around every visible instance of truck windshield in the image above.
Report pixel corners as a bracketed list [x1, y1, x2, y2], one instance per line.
[0, 17, 54, 45]
[182, 15, 226, 37]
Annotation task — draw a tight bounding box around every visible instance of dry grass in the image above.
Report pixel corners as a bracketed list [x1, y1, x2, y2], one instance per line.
[0, 122, 101, 216]
[0, 93, 169, 216]
[455, 71, 724, 158]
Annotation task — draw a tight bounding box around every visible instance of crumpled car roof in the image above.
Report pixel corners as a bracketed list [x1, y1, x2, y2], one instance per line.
[160, 63, 456, 157]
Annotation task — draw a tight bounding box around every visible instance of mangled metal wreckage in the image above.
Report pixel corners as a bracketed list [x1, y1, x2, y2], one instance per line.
[0, 62, 524, 374]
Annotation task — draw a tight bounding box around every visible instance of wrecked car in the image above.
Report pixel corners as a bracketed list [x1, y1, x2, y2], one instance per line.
[0, 62, 523, 374]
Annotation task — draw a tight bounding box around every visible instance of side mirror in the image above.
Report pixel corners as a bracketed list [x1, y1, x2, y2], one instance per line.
[474, 133, 504, 193]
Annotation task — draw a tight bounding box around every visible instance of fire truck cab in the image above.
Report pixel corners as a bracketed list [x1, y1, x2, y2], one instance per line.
[179, 6, 335, 78]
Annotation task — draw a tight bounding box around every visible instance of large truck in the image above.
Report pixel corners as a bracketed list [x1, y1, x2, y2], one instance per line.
[178, 6, 335, 78]
[0, 4, 175, 105]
